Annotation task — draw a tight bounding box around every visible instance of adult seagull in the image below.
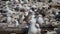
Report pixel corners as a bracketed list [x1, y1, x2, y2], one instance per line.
[28, 12, 40, 34]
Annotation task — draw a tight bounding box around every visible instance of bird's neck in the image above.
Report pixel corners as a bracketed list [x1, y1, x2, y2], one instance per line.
[30, 20, 36, 26]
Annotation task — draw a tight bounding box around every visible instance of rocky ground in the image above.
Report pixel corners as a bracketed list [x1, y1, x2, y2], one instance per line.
[0, 0, 60, 34]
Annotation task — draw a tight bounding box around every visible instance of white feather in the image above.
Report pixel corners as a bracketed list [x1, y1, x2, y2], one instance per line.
[38, 15, 44, 25]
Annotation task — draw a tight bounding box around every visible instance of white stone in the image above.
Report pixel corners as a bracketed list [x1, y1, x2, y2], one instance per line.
[47, 31, 57, 34]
